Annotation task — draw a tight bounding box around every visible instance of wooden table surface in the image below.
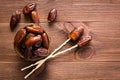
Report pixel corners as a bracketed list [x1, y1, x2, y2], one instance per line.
[0, 0, 120, 80]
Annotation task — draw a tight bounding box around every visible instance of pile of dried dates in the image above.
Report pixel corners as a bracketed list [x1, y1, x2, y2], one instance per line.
[10, 3, 57, 61]
[14, 24, 49, 61]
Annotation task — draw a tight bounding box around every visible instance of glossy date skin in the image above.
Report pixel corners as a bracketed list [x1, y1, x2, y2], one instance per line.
[14, 28, 26, 46]
[34, 48, 48, 57]
[23, 3, 36, 15]
[68, 26, 84, 41]
[48, 9, 57, 22]
[42, 33, 49, 49]
[14, 24, 49, 61]
[25, 35, 41, 47]
[26, 26, 44, 34]
[10, 10, 21, 31]
[78, 36, 92, 47]
[31, 11, 39, 24]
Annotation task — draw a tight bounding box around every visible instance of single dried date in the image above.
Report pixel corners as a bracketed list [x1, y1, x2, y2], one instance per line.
[78, 36, 92, 47]
[34, 48, 48, 57]
[14, 29, 26, 46]
[26, 33, 35, 40]
[34, 35, 42, 48]
[10, 10, 21, 31]
[25, 35, 41, 48]
[48, 9, 57, 22]
[42, 33, 49, 49]
[68, 26, 84, 41]
[31, 11, 39, 24]
[26, 26, 44, 34]
[23, 3, 36, 15]
[25, 47, 33, 59]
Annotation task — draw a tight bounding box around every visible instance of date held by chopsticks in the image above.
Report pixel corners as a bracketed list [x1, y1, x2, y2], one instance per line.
[21, 26, 92, 79]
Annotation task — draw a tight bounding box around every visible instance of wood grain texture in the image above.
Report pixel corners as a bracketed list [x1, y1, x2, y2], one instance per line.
[0, 0, 120, 80]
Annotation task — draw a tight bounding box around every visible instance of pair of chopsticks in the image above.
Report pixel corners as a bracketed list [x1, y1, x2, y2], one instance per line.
[21, 38, 71, 79]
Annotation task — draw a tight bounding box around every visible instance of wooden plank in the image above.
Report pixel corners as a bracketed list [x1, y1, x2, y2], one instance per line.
[0, 62, 119, 80]
[1, 0, 120, 22]
[72, 0, 120, 4]
[36, 0, 120, 22]
[0, 0, 120, 80]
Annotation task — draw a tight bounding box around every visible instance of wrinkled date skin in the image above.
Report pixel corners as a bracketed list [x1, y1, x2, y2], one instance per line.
[78, 36, 92, 47]
[23, 3, 36, 15]
[34, 36, 42, 48]
[14, 29, 26, 46]
[14, 28, 26, 57]
[25, 47, 33, 59]
[68, 26, 84, 41]
[48, 9, 57, 22]
[26, 33, 35, 40]
[26, 26, 44, 34]
[31, 11, 39, 23]
[10, 10, 21, 31]
[42, 33, 49, 49]
[34, 48, 48, 57]
[25, 35, 41, 47]
[14, 24, 49, 61]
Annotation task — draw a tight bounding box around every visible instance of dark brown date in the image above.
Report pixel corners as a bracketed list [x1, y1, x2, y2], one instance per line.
[14, 29, 26, 46]
[26, 26, 43, 34]
[23, 3, 36, 15]
[42, 33, 49, 49]
[34, 35, 42, 48]
[68, 26, 84, 41]
[25, 47, 33, 59]
[10, 10, 21, 31]
[34, 48, 48, 57]
[48, 8, 57, 22]
[26, 33, 35, 40]
[31, 11, 39, 23]
[78, 36, 92, 47]
[25, 35, 41, 47]
[24, 24, 34, 29]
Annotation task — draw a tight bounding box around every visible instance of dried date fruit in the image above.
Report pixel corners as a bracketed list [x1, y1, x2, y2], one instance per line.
[23, 3, 36, 15]
[34, 48, 48, 57]
[26, 33, 35, 40]
[26, 26, 44, 34]
[10, 10, 21, 31]
[68, 26, 84, 41]
[34, 35, 42, 48]
[25, 35, 41, 47]
[48, 8, 57, 22]
[78, 36, 92, 47]
[25, 47, 33, 59]
[42, 33, 49, 49]
[31, 11, 39, 23]
[14, 29, 26, 46]
[24, 24, 34, 29]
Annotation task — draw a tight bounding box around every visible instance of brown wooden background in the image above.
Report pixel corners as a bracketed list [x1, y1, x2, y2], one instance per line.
[0, 0, 120, 80]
